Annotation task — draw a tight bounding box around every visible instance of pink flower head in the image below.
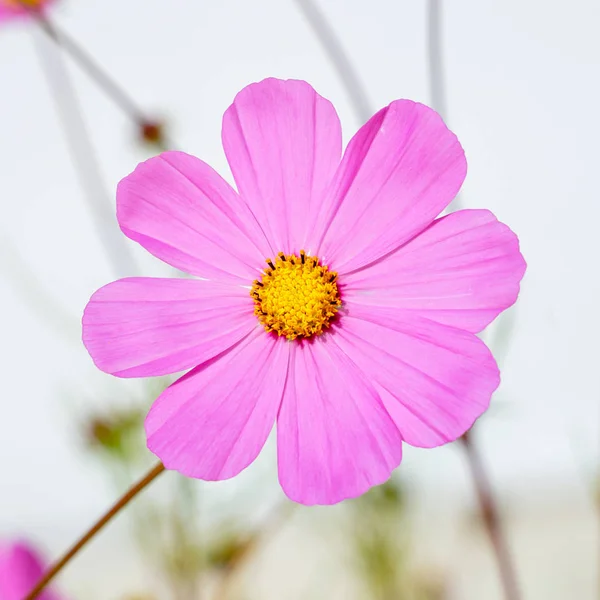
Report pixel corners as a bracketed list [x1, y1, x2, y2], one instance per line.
[83, 78, 526, 505]
[0, 541, 61, 600]
[0, 0, 53, 25]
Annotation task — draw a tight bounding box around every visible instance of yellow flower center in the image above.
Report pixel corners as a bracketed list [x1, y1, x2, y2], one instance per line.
[251, 251, 341, 341]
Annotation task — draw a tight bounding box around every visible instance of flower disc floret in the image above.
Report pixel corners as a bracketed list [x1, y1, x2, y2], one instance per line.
[251, 251, 341, 340]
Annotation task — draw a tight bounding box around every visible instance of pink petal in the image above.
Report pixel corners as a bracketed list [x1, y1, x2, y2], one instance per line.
[83, 277, 255, 378]
[0, 4, 23, 22]
[0, 1, 54, 25]
[222, 78, 342, 254]
[277, 338, 402, 505]
[313, 101, 466, 274]
[0, 541, 62, 600]
[146, 329, 289, 480]
[342, 209, 526, 333]
[334, 308, 499, 448]
[117, 151, 271, 283]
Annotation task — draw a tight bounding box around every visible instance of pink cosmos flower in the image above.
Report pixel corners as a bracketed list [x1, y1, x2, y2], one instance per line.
[0, 540, 62, 600]
[83, 78, 526, 505]
[0, 0, 53, 25]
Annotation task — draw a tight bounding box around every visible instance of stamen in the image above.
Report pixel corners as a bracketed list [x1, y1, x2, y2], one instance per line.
[250, 252, 341, 341]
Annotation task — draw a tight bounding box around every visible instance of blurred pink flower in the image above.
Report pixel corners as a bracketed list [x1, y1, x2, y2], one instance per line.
[83, 78, 526, 505]
[0, 541, 61, 600]
[0, 0, 53, 25]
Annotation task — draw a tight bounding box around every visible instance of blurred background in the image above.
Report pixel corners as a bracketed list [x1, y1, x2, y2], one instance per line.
[0, 0, 598, 598]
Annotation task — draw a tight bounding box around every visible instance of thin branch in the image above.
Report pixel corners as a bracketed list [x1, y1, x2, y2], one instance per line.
[35, 14, 172, 151]
[429, 5, 520, 597]
[32, 21, 138, 278]
[427, 0, 463, 212]
[36, 16, 141, 124]
[427, 0, 448, 123]
[461, 434, 522, 600]
[25, 462, 166, 600]
[294, 0, 372, 123]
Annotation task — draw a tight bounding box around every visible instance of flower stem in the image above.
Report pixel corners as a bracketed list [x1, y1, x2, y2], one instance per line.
[32, 12, 171, 150]
[35, 15, 143, 124]
[428, 6, 520, 596]
[427, 0, 448, 128]
[426, 0, 464, 213]
[25, 462, 166, 600]
[32, 20, 139, 278]
[460, 434, 522, 600]
[294, 0, 372, 124]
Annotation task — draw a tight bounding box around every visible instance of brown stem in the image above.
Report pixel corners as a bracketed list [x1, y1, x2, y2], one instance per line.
[461, 433, 522, 600]
[25, 462, 166, 600]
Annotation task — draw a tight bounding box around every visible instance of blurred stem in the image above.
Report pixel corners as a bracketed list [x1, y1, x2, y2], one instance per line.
[34, 13, 169, 150]
[294, 0, 372, 123]
[32, 19, 138, 278]
[25, 462, 166, 600]
[427, 0, 448, 127]
[461, 434, 521, 600]
[0, 237, 77, 338]
[213, 502, 294, 600]
[426, 0, 463, 212]
[429, 6, 520, 599]
[167, 477, 203, 600]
